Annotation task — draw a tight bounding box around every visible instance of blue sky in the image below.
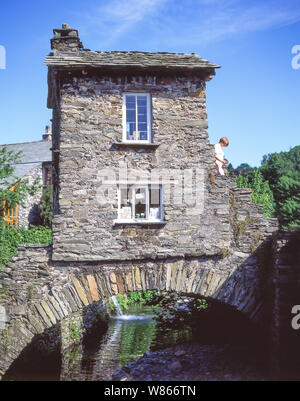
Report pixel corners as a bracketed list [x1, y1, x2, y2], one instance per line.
[0, 0, 299, 167]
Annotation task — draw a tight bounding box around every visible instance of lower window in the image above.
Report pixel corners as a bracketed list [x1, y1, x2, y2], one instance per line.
[118, 185, 163, 222]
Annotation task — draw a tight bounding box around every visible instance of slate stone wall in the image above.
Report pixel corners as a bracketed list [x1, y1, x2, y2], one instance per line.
[50, 73, 234, 261]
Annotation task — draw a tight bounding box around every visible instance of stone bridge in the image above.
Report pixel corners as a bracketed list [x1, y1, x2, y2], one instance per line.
[0, 186, 280, 378]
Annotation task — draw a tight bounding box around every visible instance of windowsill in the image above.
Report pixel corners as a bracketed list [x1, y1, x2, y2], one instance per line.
[112, 142, 160, 150]
[113, 219, 166, 226]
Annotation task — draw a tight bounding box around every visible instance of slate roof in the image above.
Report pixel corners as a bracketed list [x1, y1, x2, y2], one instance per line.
[0, 140, 52, 186]
[45, 50, 220, 72]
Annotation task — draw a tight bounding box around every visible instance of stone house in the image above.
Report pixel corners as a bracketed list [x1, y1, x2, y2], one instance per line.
[46, 25, 276, 266]
[0, 127, 52, 228]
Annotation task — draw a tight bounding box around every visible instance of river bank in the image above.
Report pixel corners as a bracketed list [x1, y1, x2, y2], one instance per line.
[113, 343, 267, 381]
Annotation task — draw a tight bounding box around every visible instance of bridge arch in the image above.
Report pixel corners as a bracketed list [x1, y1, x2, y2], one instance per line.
[0, 242, 267, 378]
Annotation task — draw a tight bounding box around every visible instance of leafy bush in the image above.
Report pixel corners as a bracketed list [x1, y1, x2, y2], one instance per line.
[236, 169, 276, 218]
[40, 185, 53, 227]
[231, 146, 300, 227]
[260, 146, 300, 228]
[109, 291, 158, 314]
[0, 146, 41, 218]
[0, 226, 52, 268]
[127, 290, 157, 305]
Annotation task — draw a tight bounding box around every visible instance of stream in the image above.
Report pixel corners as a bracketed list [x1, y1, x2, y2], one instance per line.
[3, 298, 266, 381]
[61, 303, 159, 381]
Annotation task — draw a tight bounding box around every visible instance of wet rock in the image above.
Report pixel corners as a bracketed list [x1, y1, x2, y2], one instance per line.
[169, 361, 182, 371]
[174, 350, 185, 357]
[112, 343, 266, 381]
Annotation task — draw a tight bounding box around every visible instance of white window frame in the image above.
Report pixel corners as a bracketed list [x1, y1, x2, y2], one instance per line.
[122, 92, 152, 144]
[116, 184, 163, 223]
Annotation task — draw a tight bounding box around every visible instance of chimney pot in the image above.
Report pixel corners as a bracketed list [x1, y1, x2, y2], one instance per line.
[50, 24, 83, 55]
[43, 125, 52, 141]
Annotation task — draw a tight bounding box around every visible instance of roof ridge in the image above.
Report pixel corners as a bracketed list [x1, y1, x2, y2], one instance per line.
[0, 140, 49, 146]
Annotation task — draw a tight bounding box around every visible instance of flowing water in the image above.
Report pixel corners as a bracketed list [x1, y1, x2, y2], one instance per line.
[61, 303, 158, 381]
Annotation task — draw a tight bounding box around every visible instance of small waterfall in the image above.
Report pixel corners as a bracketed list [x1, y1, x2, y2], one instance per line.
[111, 296, 123, 316]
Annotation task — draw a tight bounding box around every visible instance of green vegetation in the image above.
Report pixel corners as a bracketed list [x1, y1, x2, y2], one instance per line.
[236, 170, 275, 218]
[109, 291, 158, 314]
[229, 145, 300, 227]
[0, 287, 9, 297]
[196, 298, 209, 310]
[260, 146, 300, 228]
[0, 226, 52, 269]
[69, 320, 81, 345]
[127, 290, 156, 305]
[1, 328, 9, 347]
[0, 146, 52, 269]
[28, 283, 35, 302]
[40, 185, 53, 227]
[0, 146, 40, 223]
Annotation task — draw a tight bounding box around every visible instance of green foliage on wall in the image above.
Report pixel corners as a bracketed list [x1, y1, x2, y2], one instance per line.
[0, 226, 52, 269]
[69, 320, 81, 345]
[236, 170, 276, 218]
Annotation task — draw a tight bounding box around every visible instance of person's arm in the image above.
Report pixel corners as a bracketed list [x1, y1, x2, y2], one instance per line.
[215, 156, 227, 165]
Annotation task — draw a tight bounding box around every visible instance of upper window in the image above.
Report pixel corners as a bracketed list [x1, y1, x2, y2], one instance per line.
[123, 93, 151, 143]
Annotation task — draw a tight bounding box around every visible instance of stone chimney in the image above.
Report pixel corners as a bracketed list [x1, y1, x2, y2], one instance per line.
[50, 24, 83, 55]
[42, 125, 52, 141]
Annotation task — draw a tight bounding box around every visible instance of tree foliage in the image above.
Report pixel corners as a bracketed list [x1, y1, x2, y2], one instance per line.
[236, 169, 276, 218]
[0, 146, 52, 269]
[0, 146, 40, 225]
[231, 145, 300, 228]
[260, 146, 300, 228]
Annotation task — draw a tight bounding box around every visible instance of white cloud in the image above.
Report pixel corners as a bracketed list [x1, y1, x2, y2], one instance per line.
[82, 0, 168, 46]
[78, 0, 300, 49]
[199, 1, 300, 43]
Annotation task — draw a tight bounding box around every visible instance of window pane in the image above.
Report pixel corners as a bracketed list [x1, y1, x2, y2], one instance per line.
[126, 96, 136, 108]
[126, 109, 136, 123]
[138, 122, 147, 132]
[137, 96, 147, 106]
[149, 188, 161, 220]
[139, 132, 148, 140]
[127, 122, 136, 140]
[135, 187, 147, 219]
[137, 100, 147, 125]
[120, 187, 133, 219]
[124, 94, 150, 142]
